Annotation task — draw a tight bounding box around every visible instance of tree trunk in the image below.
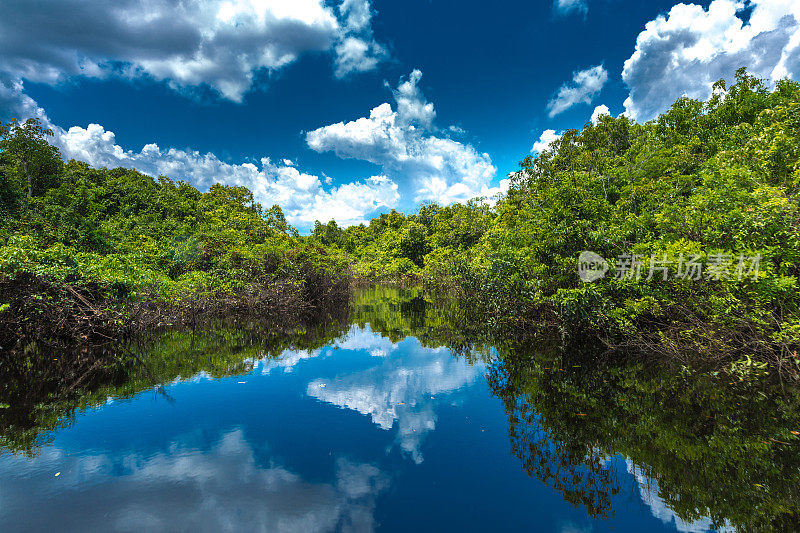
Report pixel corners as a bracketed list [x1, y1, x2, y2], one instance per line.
[23, 160, 31, 197]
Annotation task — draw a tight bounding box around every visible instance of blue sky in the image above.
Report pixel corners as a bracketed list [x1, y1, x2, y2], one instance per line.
[1, 0, 799, 230]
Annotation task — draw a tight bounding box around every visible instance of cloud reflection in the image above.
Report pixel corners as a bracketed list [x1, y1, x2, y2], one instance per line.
[307, 339, 483, 463]
[0, 429, 388, 532]
[259, 325, 397, 376]
[628, 460, 734, 533]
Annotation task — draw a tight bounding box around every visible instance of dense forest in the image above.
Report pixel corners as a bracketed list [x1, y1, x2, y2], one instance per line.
[1, 69, 799, 384]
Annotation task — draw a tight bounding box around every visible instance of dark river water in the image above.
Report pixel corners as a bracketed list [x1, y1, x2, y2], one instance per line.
[1, 288, 798, 531]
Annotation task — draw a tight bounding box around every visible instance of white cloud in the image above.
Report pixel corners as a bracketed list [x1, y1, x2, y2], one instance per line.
[306, 70, 505, 206]
[622, 0, 800, 121]
[333, 36, 388, 78]
[392, 70, 437, 129]
[591, 104, 611, 125]
[547, 65, 608, 117]
[334, 325, 398, 357]
[340, 0, 374, 32]
[55, 122, 398, 228]
[261, 347, 325, 374]
[0, 73, 48, 124]
[304, 175, 399, 226]
[531, 129, 562, 154]
[1, 68, 398, 229]
[554, 0, 589, 17]
[0, 0, 387, 103]
[259, 324, 394, 374]
[333, 0, 387, 78]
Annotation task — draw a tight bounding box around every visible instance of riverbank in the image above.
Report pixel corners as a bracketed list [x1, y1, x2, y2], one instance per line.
[2, 69, 799, 389]
[2, 286, 798, 530]
[0, 266, 350, 440]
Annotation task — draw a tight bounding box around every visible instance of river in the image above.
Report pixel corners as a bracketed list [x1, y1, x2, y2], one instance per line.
[1, 287, 798, 531]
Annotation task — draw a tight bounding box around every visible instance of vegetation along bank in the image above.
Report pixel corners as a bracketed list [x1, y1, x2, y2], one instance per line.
[1, 69, 798, 386]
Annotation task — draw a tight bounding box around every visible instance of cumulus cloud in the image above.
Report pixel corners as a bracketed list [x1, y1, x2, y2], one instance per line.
[334, 0, 388, 78]
[591, 104, 611, 124]
[554, 0, 589, 17]
[392, 70, 437, 129]
[306, 70, 507, 206]
[0, 73, 49, 124]
[260, 348, 324, 374]
[622, 0, 800, 121]
[0, 0, 387, 103]
[547, 65, 608, 118]
[259, 325, 396, 375]
[531, 129, 562, 154]
[532, 104, 610, 156]
[54, 122, 398, 228]
[340, 0, 374, 32]
[0, 69, 397, 229]
[334, 37, 387, 78]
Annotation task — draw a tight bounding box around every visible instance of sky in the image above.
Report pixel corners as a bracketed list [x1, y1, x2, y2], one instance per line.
[1, 0, 799, 231]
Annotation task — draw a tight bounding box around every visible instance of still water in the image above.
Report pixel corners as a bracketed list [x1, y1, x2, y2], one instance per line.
[1, 288, 797, 531]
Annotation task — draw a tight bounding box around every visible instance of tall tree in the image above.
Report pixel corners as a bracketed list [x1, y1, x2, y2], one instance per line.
[0, 118, 63, 198]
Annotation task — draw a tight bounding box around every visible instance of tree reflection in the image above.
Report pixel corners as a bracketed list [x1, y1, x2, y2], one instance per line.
[349, 285, 492, 361]
[5, 288, 800, 531]
[487, 341, 800, 531]
[0, 319, 350, 455]
[488, 357, 619, 518]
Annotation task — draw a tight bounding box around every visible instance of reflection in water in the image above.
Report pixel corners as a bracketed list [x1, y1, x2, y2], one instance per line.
[487, 344, 800, 532]
[333, 326, 399, 358]
[629, 460, 733, 533]
[0, 429, 388, 532]
[259, 325, 399, 376]
[307, 332, 483, 463]
[1, 286, 799, 531]
[486, 355, 621, 518]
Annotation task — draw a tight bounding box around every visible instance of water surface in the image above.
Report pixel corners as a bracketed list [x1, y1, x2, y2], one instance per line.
[1, 288, 797, 531]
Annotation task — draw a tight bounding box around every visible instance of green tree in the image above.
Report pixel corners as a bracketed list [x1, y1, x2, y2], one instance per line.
[265, 204, 289, 233]
[312, 219, 347, 248]
[399, 221, 429, 267]
[0, 118, 63, 198]
[0, 163, 22, 214]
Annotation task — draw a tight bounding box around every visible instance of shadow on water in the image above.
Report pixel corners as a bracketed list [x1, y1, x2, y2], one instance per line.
[1, 285, 799, 531]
